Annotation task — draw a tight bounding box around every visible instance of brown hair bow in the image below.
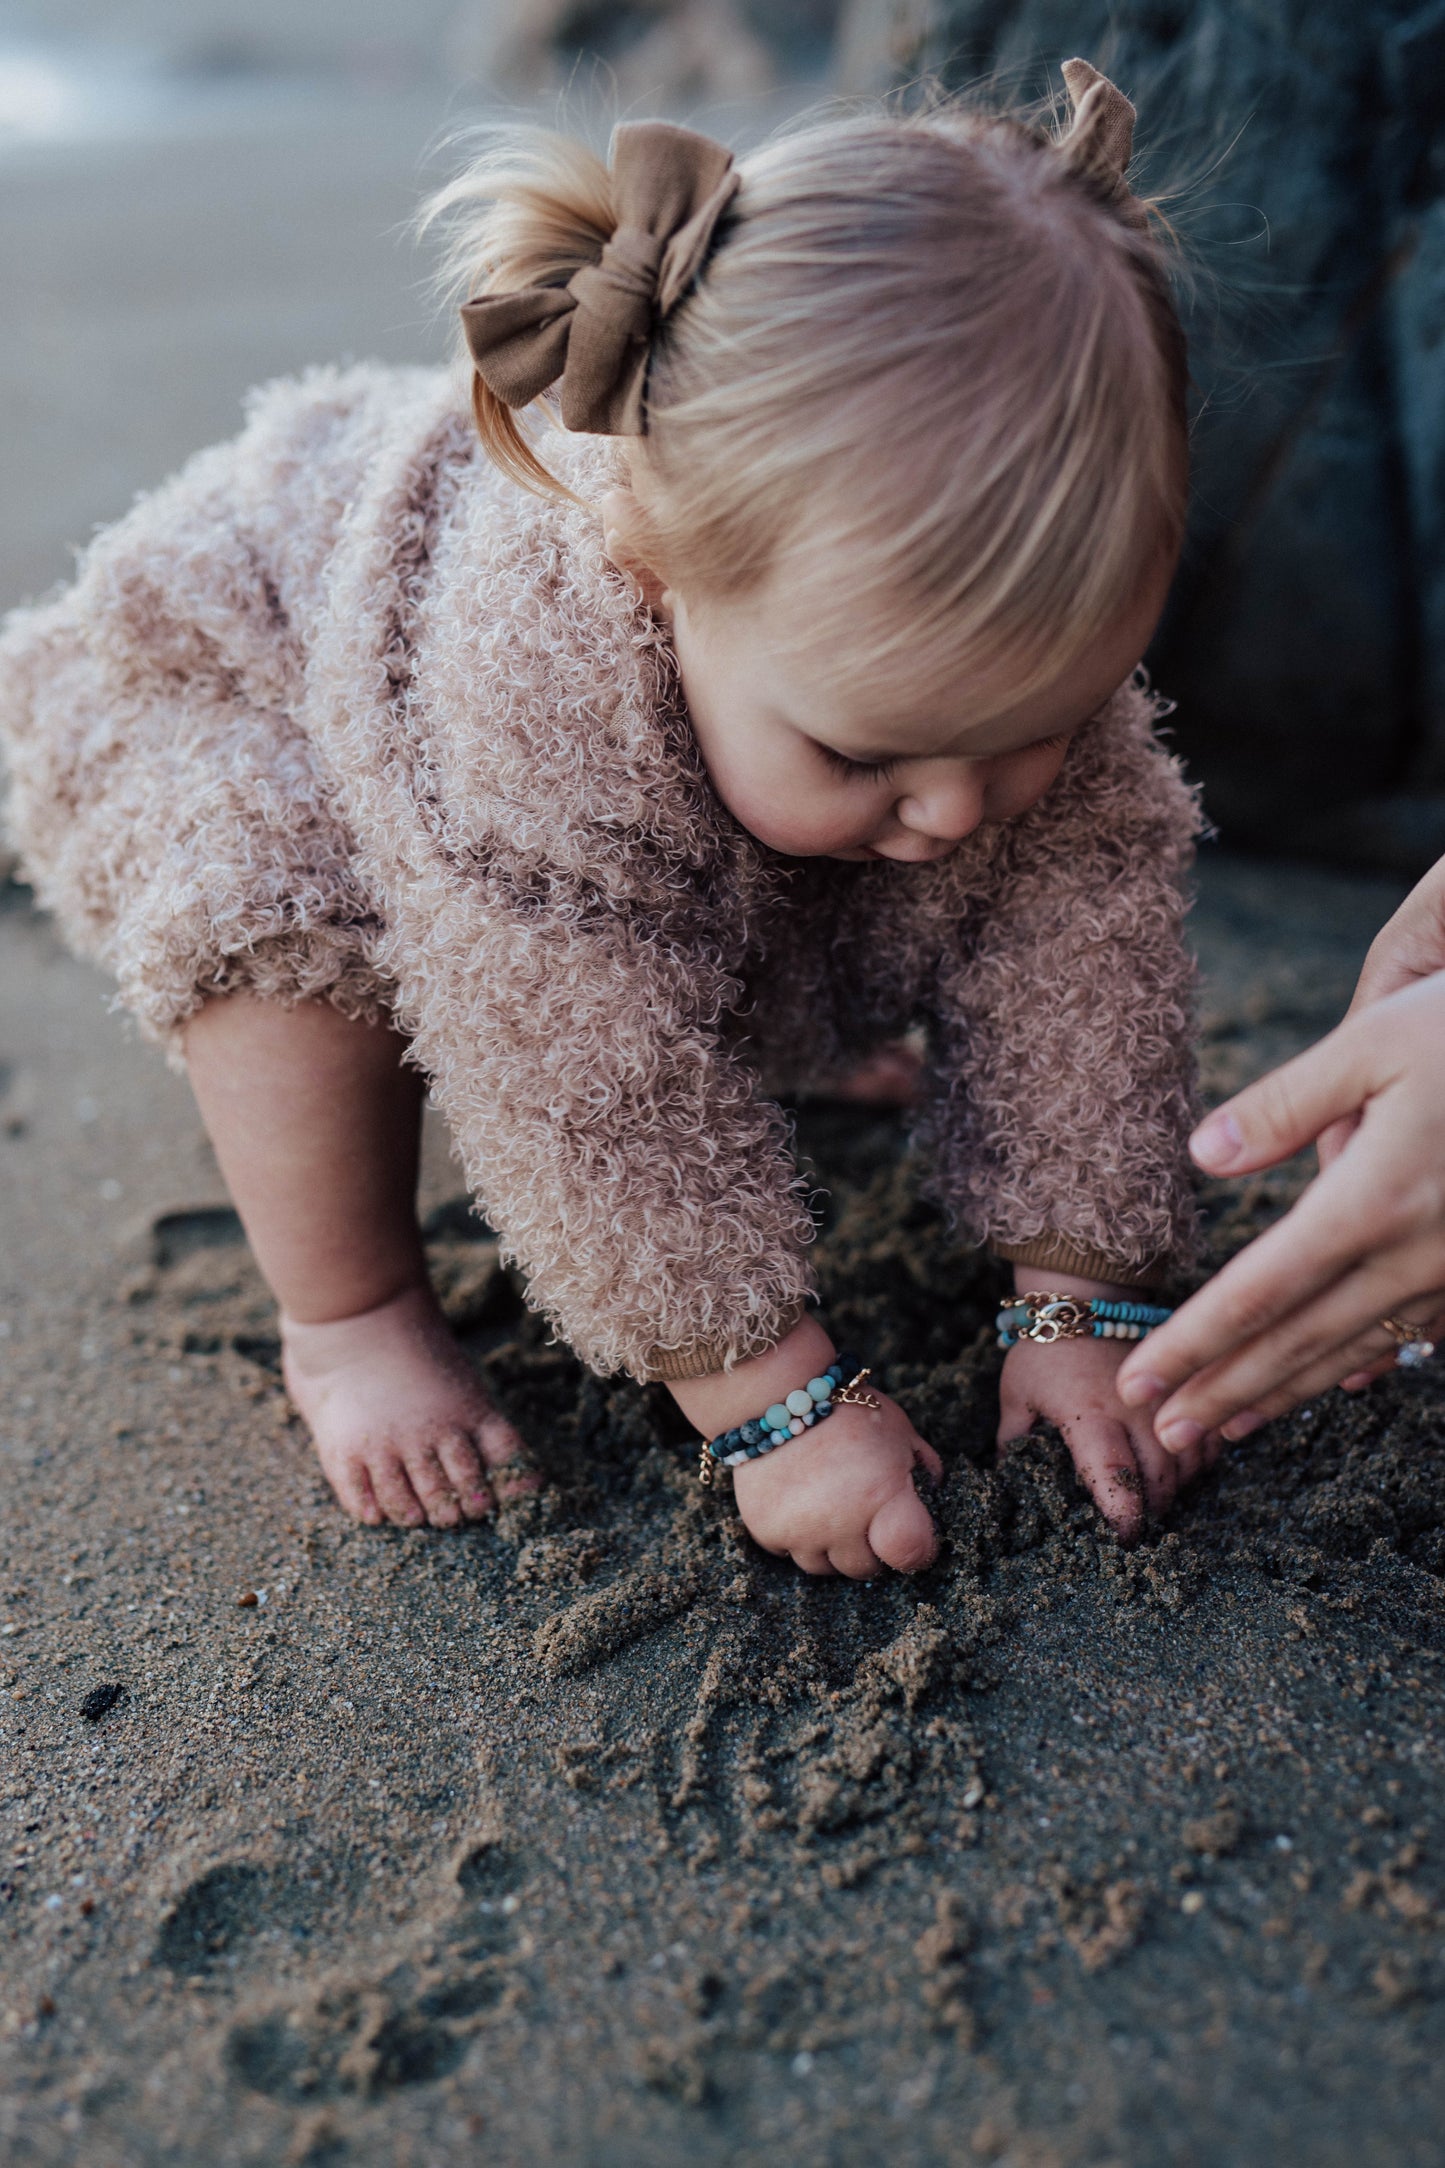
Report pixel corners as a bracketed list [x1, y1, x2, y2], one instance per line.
[461, 121, 739, 438]
[1059, 58, 1142, 220]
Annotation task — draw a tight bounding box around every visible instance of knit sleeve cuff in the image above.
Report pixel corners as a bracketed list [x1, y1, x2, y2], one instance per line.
[633, 1300, 811, 1384]
[991, 1235, 1168, 1291]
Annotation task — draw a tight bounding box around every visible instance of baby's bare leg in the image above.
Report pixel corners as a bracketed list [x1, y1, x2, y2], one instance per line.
[184, 994, 526, 1528]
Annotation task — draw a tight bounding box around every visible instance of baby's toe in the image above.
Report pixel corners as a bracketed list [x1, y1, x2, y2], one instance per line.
[403, 1442, 465, 1529]
[479, 1411, 540, 1498]
[369, 1451, 428, 1528]
[330, 1458, 383, 1526]
[434, 1428, 494, 1520]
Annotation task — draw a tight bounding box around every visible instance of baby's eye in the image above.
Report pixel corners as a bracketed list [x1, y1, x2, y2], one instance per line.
[818, 744, 898, 783]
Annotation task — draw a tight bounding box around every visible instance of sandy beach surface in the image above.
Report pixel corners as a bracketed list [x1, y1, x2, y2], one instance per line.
[5, 844, 1445, 2168]
[3, 36, 1445, 2168]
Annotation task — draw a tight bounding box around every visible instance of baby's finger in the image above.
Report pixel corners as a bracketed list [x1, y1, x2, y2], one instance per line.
[370, 1452, 428, 1528]
[1341, 1355, 1398, 1392]
[868, 1486, 939, 1574]
[996, 1392, 1036, 1448]
[1132, 1431, 1182, 1516]
[1062, 1420, 1146, 1544]
[913, 1438, 944, 1483]
[434, 1428, 495, 1520]
[827, 1539, 883, 1581]
[1166, 1433, 1204, 1488]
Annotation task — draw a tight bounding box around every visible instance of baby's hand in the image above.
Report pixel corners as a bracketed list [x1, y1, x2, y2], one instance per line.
[999, 1327, 1219, 1543]
[731, 1394, 942, 1577]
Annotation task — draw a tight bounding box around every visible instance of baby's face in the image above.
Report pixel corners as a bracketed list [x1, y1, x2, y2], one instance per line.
[668, 570, 1172, 863]
[601, 486, 1174, 863]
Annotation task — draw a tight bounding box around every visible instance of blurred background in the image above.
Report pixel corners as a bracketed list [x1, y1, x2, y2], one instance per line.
[1, 0, 1441, 870]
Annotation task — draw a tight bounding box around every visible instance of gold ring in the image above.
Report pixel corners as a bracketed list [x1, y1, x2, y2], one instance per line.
[1379, 1315, 1437, 1368]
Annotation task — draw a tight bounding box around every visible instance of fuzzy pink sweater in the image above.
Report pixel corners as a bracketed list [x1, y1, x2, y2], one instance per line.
[0, 365, 1202, 1381]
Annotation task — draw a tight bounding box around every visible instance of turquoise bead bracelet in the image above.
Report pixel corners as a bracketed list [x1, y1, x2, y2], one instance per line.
[996, 1291, 1173, 1349]
[698, 1352, 877, 1485]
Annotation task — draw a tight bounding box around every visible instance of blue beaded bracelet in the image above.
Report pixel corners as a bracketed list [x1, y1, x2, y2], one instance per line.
[996, 1291, 1173, 1349]
[698, 1352, 876, 1485]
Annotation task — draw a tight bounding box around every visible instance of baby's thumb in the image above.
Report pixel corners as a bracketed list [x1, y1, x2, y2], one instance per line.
[868, 1483, 939, 1574]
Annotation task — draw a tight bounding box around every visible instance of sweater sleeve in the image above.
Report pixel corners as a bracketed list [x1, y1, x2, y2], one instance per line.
[912, 676, 1204, 1288]
[380, 865, 816, 1383]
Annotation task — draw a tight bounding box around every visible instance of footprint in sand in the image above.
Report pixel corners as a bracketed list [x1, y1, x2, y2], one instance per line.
[224, 1842, 532, 2102]
[152, 1859, 334, 1979]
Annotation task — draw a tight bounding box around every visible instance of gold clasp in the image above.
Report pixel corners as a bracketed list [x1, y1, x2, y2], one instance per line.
[1019, 1297, 1091, 1344]
[835, 1367, 879, 1408]
[698, 1443, 713, 1485]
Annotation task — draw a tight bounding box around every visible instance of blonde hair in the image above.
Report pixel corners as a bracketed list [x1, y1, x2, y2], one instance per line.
[422, 89, 1188, 711]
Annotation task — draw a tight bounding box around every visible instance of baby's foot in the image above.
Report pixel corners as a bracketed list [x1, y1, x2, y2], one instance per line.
[280, 1283, 532, 1529]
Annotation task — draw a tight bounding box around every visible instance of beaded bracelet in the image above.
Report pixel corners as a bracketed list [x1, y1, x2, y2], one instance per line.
[698, 1352, 877, 1485]
[996, 1291, 1173, 1349]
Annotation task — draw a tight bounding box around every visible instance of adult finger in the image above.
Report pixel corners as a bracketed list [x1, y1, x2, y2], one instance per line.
[868, 1486, 939, 1573]
[1218, 1328, 1416, 1436]
[1118, 1155, 1396, 1412]
[1187, 1010, 1389, 1180]
[1150, 1258, 1445, 1450]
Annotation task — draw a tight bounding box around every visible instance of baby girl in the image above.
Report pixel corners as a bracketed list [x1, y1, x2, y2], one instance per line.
[0, 61, 1214, 1574]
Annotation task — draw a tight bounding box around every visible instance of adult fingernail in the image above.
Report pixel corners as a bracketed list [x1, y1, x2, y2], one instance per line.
[1157, 1418, 1205, 1455]
[1191, 1110, 1243, 1169]
[1118, 1370, 1165, 1408]
[1221, 1410, 1265, 1441]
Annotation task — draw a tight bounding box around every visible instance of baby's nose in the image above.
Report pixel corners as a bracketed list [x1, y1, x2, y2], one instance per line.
[896, 765, 986, 842]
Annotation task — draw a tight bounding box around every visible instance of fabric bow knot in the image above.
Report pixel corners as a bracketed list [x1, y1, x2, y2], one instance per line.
[461, 120, 740, 438]
[1059, 57, 1142, 222]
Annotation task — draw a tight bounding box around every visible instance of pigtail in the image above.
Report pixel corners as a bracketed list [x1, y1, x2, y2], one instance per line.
[419, 131, 616, 498]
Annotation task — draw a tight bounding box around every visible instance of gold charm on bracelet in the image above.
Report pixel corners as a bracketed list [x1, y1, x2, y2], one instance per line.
[834, 1367, 879, 1408]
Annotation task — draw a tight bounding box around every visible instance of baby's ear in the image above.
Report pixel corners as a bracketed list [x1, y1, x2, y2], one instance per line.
[599, 487, 671, 615]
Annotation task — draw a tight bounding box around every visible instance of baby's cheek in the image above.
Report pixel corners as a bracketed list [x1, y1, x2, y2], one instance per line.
[987, 749, 1069, 822]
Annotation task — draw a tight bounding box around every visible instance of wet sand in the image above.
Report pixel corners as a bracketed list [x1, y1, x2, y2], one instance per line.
[2, 849, 1444, 2167]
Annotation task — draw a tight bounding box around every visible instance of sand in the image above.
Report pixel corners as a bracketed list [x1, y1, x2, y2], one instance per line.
[2, 849, 1444, 2167]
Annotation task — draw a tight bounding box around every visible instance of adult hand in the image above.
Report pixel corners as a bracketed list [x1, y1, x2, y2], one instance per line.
[1116, 967, 1445, 1450]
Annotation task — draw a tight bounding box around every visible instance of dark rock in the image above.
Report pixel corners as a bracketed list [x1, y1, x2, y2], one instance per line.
[79, 1681, 125, 1722]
